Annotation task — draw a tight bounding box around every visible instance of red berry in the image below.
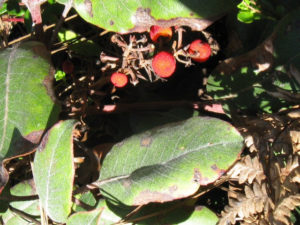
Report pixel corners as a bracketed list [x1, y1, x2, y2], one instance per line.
[150, 25, 172, 43]
[188, 40, 211, 63]
[62, 60, 74, 74]
[152, 51, 176, 78]
[110, 72, 128, 87]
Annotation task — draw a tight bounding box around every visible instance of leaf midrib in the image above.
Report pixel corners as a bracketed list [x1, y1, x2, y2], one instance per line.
[0, 44, 18, 153]
[101, 140, 243, 181]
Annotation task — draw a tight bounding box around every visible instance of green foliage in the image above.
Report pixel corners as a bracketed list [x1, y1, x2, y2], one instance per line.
[56, 0, 235, 33]
[33, 120, 76, 223]
[237, 0, 262, 23]
[67, 209, 103, 225]
[0, 41, 59, 193]
[99, 116, 243, 205]
[0, 0, 299, 224]
[1, 180, 39, 225]
[55, 70, 67, 81]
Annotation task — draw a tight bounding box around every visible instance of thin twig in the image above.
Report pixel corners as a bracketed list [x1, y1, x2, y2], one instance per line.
[242, 0, 261, 13]
[5, 14, 77, 47]
[0, 194, 38, 202]
[49, 0, 73, 45]
[39, 200, 48, 225]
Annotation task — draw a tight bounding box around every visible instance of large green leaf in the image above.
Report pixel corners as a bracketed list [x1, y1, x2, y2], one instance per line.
[57, 0, 235, 33]
[0, 41, 58, 160]
[99, 116, 243, 206]
[0, 41, 59, 191]
[2, 180, 40, 225]
[33, 120, 76, 223]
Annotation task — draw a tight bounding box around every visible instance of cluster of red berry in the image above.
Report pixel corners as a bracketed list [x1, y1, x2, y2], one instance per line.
[110, 26, 212, 88]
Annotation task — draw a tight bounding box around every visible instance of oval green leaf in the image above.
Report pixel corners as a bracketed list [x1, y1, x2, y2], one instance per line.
[99, 116, 244, 206]
[33, 120, 76, 223]
[0, 41, 58, 161]
[67, 208, 103, 225]
[57, 0, 235, 33]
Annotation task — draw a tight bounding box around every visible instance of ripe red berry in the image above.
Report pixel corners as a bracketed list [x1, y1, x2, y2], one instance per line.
[150, 25, 173, 43]
[62, 60, 74, 74]
[152, 51, 176, 78]
[188, 39, 211, 63]
[110, 72, 128, 88]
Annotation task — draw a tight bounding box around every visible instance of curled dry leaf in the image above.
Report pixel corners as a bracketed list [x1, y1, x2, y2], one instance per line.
[272, 194, 300, 225]
[219, 182, 273, 225]
[227, 155, 266, 185]
[271, 156, 300, 208]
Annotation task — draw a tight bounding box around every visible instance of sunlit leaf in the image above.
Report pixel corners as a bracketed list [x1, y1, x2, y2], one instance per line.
[56, 0, 235, 33]
[33, 120, 76, 223]
[99, 116, 243, 205]
[0, 41, 59, 191]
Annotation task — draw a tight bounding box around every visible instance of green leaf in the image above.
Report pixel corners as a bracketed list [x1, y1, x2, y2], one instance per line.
[55, 70, 67, 81]
[237, 10, 256, 23]
[7, 0, 26, 17]
[0, 41, 58, 160]
[2, 180, 40, 225]
[58, 29, 78, 42]
[0, 3, 8, 15]
[33, 120, 76, 223]
[0, 41, 59, 190]
[73, 192, 97, 212]
[67, 208, 103, 225]
[96, 200, 124, 224]
[56, 0, 235, 33]
[99, 116, 243, 206]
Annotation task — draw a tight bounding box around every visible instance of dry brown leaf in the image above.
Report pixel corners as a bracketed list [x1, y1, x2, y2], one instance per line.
[290, 130, 300, 154]
[219, 182, 272, 225]
[228, 155, 266, 184]
[272, 194, 300, 225]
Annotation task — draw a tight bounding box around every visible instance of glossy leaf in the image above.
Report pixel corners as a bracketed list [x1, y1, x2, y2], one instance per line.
[0, 41, 58, 160]
[33, 120, 76, 223]
[56, 0, 235, 33]
[237, 11, 260, 23]
[67, 208, 103, 225]
[99, 116, 243, 206]
[2, 180, 40, 225]
[0, 41, 59, 190]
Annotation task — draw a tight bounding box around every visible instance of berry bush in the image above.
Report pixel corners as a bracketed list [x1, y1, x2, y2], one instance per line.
[0, 0, 300, 225]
